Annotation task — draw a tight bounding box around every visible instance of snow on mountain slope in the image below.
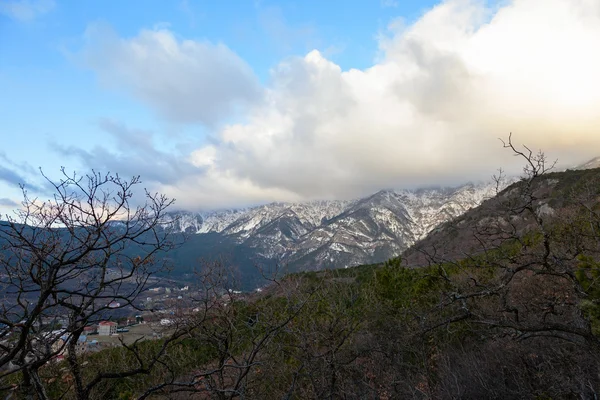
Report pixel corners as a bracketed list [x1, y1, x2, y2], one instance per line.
[398, 181, 505, 241]
[574, 157, 600, 170]
[161, 209, 247, 234]
[285, 190, 415, 268]
[198, 209, 249, 233]
[162, 180, 511, 270]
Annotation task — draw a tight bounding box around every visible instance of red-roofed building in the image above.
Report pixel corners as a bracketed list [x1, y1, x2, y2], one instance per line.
[98, 321, 117, 336]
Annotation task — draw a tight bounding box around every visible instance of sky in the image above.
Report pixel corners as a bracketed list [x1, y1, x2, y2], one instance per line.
[1, 0, 600, 213]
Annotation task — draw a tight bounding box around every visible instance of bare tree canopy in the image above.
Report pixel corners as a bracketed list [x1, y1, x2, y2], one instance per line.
[0, 170, 175, 398]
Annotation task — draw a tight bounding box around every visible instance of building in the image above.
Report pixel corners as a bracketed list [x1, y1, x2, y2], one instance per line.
[98, 321, 117, 336]
[49, 333, 88, 356]
[75, 335, 88, 354]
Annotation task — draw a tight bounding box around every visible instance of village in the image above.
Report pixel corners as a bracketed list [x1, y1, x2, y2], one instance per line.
[39, 282, 247, 362]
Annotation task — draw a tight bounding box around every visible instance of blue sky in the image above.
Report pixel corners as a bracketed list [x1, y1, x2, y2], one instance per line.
[1, 0, 600, 212]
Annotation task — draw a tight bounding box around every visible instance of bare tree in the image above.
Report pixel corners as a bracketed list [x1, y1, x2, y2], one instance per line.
[0, 169, 176, 399]
[130, 261, 319, 400]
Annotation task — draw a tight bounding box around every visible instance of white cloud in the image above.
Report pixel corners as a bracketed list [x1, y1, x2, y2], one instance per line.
[0, 0, 54, 21]
[56, 118, 202, 186]
[80, 23, 263, 126]
[77, 0, 600, 210]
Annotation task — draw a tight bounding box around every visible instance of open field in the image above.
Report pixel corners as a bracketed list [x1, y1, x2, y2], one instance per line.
[90, 323, 170, 346]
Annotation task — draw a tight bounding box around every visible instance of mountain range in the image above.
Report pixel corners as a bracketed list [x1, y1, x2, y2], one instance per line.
[162, 179, 514, 278]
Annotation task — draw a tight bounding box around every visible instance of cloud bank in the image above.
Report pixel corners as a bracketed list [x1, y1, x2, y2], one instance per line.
[55, 118, 201, 186]
[78, 0, 600, 210]
[81, 23, 263, 126]
[0, 198, 18, 208]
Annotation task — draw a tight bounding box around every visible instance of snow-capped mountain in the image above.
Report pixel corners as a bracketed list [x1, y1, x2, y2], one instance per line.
[162, 180, 509, 270]
[574, 157, 600, 170]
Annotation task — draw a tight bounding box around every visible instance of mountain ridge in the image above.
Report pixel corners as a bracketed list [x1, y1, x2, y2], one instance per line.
[161, 179, 515, 271]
